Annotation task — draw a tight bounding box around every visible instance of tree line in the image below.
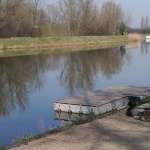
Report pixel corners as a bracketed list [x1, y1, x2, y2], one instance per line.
[0, 0, 131, 38]
[127, 16, 150, 34]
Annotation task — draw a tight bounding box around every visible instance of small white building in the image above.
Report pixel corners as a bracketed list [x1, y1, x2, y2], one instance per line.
[146, 36, 150, 42]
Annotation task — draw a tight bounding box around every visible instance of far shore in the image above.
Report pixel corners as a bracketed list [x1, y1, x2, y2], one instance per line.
[0, 34, 146, 57]
[0, 35, 145, 51]
[0, 33, 146, 57]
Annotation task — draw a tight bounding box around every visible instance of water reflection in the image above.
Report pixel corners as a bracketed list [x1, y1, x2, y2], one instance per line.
[128, 41, 140, 49]
[141, 41, 150, 55]
[59, 47, 131, 95]
[55, 111, 87, 121]
[0, 55, 49, 117]
[0, 47, 132, 117]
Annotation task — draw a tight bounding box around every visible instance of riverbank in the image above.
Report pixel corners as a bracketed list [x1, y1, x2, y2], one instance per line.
[0, 42, 128, 57]
[8, 109, 150, 150]
[0, 34, 145, 57]
[0, 35, 145, 51]
[0, 36, 127, 50]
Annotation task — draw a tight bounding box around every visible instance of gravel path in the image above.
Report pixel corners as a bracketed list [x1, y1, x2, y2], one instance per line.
[9, 110, 150, 150]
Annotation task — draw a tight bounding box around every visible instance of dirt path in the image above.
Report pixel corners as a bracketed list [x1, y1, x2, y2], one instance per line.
[9, 110, 150, 150]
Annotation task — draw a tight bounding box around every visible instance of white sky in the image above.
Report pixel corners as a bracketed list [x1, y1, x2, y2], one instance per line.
[45, 0, 150, 28]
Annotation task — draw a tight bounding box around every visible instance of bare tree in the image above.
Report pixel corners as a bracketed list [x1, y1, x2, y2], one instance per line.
[141, 16, 145, 28]
[0, 0, 132, 37]
[27, 0, 47, 37]
[146, 16, 149, 33]
[57, 0, 99, 36]
[0, 0, 24, 37]
[124, 12, 132, 25]
[46, 3, 64, 36]
[141, 16, 149, 34]
[141, 16, 145, 31]
[99, 0, 124, 35]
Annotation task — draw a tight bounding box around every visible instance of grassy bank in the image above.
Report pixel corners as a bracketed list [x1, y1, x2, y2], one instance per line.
[0, 34, 145, 50]
[0, 36, 127, 48]
[0, 34, 146, 57]
[0, 41, 128, 57]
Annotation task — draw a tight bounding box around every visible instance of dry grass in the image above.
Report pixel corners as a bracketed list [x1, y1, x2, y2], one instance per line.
[128, 33, 141, 41]
[0, 44, 3, 50]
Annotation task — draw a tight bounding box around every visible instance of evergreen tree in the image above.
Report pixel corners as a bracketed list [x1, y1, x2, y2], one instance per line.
[119, 21, 126, 34]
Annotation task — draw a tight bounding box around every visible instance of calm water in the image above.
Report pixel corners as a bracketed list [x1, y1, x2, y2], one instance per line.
[0, 42, 150, 147]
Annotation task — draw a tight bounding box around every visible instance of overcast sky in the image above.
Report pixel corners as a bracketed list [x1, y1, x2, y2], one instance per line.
[45, 0, 150, 28]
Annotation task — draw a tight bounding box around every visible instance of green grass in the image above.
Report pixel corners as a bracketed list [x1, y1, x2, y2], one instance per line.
[0, 35, 128, 48]
[73, 108, 121, 125]
[0, 34, 147, 49]
[0, 41, 128, 57]
[11, 132, 34, 145]
[136, 96, 150, 106]
[73, 112, 97, 125]
[0, 35, 145, 57]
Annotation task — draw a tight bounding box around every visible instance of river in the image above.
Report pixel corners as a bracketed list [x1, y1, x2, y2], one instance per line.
[0, 41, 150, 147]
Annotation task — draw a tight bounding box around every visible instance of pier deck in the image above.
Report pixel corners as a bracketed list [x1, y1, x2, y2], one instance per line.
[54, 85, 150, 115]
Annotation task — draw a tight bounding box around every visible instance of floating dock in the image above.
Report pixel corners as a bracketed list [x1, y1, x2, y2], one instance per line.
[54, 85, 150, 116]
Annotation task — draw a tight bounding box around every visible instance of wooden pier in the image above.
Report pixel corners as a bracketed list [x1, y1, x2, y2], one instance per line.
[54, 85, 150, 115]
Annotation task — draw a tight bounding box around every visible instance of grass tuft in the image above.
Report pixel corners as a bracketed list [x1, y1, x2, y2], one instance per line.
[11, 132, 34, 145]
[136, 96, 150, 106]
[73, 112, 97, 125]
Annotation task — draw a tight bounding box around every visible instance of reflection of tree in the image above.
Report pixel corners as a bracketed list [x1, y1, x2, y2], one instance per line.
[0, 48, 131, 116]
[141, 42, 149, 55]
[0, 54, 54, 117]
[99, 47, 131, 79]
[59, 51, 97, 95]
[58, 47, 131, 95]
